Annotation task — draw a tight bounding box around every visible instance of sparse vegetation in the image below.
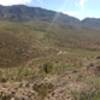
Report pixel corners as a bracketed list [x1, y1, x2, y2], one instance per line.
[0, 5, 100, 100]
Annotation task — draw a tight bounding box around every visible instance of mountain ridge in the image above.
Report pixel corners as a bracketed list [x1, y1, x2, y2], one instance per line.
[0, 5, 100, 29]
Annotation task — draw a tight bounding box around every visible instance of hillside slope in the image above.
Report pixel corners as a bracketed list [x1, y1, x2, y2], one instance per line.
[0, 21, 100, 67]
[0, 5, 100, 68]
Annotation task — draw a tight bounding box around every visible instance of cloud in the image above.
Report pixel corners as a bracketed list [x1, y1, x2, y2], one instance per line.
[0, 0, 32, 5]
[79, 0, 87, 9]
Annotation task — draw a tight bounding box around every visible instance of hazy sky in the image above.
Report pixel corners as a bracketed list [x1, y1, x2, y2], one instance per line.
[0, 0, 99, 19]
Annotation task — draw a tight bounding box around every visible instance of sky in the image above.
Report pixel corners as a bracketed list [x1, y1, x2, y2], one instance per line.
[0, 0, 99, 20]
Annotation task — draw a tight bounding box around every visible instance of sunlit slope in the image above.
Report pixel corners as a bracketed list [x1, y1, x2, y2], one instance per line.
[0, 21, 100, 67]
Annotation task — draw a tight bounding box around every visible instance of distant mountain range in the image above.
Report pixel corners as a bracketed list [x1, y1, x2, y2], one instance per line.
[0, 5, 100, 29]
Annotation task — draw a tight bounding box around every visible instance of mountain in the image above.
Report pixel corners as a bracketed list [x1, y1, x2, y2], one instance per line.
[82, 18, 100, 29]
[0, 5, 80, 26]
[0, 5, 100, 29]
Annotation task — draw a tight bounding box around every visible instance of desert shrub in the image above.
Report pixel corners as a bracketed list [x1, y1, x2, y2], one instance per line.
[0, 93, 12, 100]
[0, 66, 35, 81]
[93, 91, 100, 100]
[0, 77, 8, 83]
[40, 62, 74, 75]
[54, 63, 73, 74]
[41, 62, 53, 74]
[71, 90, 96, 100]
[33, 82, 54, 99]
